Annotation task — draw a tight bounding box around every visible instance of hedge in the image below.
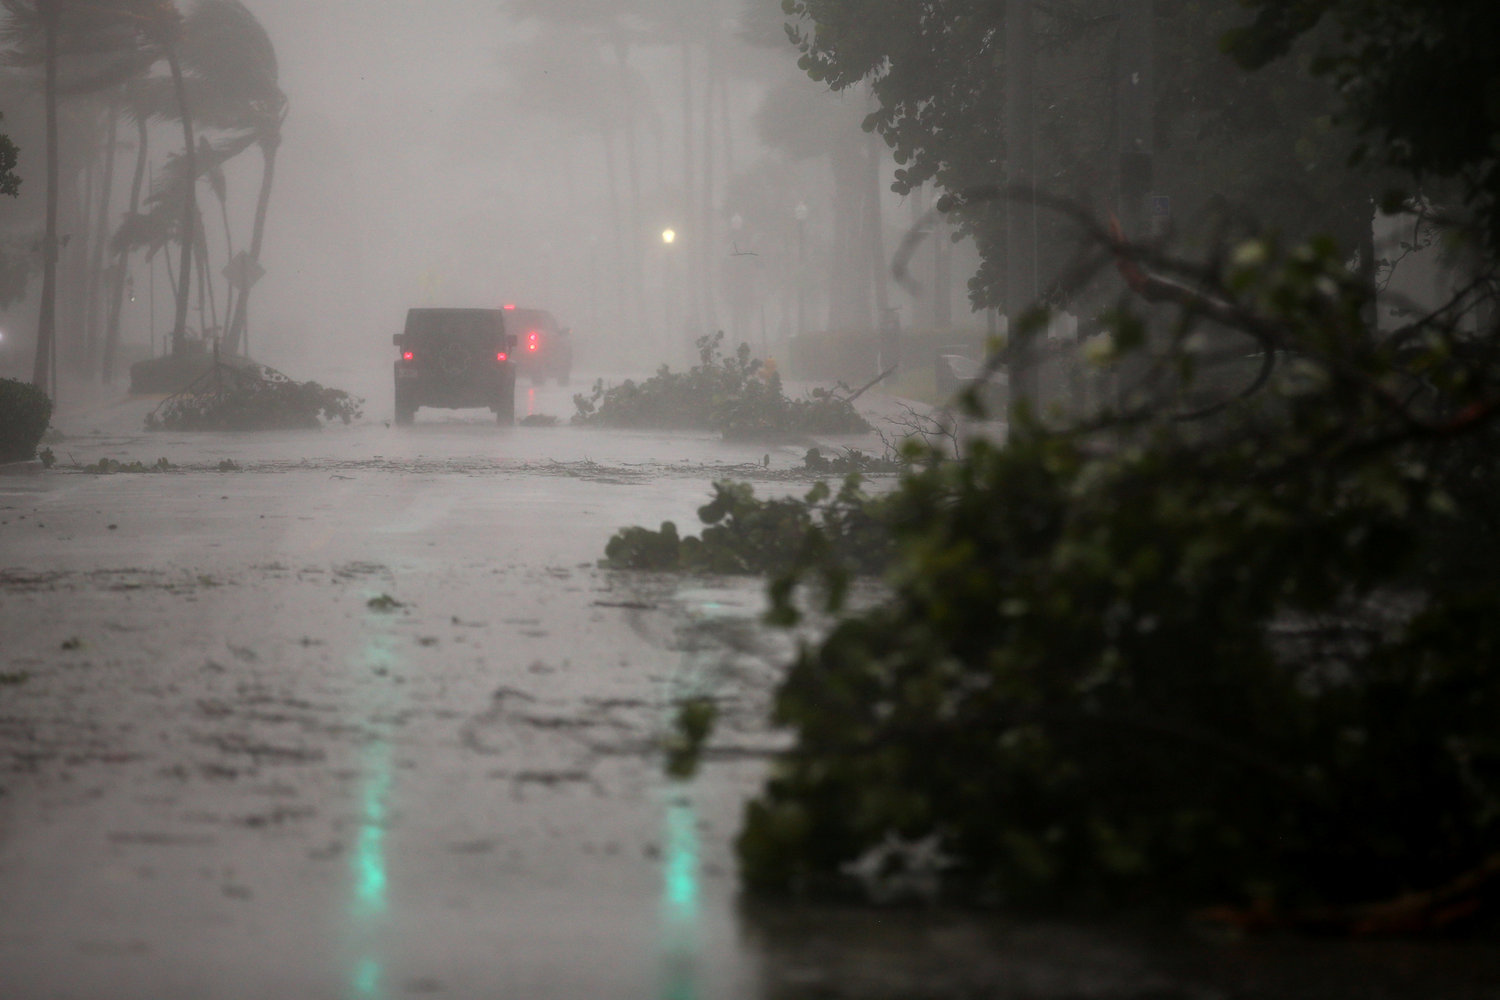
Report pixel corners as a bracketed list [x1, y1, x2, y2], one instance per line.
[0, 377, 51, 463]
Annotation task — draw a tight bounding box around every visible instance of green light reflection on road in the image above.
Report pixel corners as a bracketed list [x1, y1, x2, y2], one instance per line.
[664, 799, 700, 925]
[660, 796, 702, 1000]
[346, 628, 399, 1000]
[353, 738, 392, 919]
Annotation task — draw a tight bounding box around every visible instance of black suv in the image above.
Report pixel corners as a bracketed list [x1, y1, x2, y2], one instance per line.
[393, 308, 517, 425]
[505, 305, 573, 385]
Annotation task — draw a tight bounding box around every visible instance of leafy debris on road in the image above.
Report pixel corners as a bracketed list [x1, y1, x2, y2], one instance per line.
[82, 457, 173, 474]
[145, 358, 363, 431]
[802, 446, 902, 475]
[366, 593, 404, 611]
[572, 332, 871, 440]
[664, 697, 718, 780]
[604, 478, 893, 579]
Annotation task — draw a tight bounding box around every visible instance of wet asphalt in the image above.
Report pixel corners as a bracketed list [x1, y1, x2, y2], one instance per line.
[1, 368, 1496, 999]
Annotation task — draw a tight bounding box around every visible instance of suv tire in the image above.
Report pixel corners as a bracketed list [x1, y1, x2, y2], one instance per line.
[494, 384, 515, 426]
[395, 390, 416, 425]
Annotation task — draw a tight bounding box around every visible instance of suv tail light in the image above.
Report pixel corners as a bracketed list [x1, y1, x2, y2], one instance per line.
[402, 351, 414, 361]
[497, 352, 508, 361]
[527, 330, 540, 352]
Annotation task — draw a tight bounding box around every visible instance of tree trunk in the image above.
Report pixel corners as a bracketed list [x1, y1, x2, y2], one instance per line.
[223, 133, 279, 358]
[194, 207, 216, 337]
[700, 35, 717, 334]
[867, 127, 889, 321]
[610, 32, 646, 350]
[599, 120, 629, 352]
[33, 5, 59, 397]
[1006, 0, 1038, 408]
[103, 111, 149, 383]
[679, 40, 698, 335]
[85, 101, 120, 376]
[166, 45, 195, 357]
[827, 135, 872, 333]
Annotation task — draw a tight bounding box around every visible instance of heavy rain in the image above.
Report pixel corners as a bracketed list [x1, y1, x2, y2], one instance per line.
[2, 2, 1499, 998]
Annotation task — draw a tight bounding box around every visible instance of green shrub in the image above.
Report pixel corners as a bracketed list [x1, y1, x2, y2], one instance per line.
[573, 333, 871, 439]
[146, 365, 362, 431]
[603, 477, 893, 583]
[613, 235, 1500, 924]
[723, 236, 1500, 918]
[0, 377, 51, 463]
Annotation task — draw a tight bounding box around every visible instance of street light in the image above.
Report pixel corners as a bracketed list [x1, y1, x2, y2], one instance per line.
[727, 212, 767, 357]
[658, 226, 682, 359]
[793, 203, 809, 339]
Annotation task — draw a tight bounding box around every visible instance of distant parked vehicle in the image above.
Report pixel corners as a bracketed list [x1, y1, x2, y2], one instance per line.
[935, 347, 1008, 413]
[504, 305, 573, 385]
[393, 308, 517, 425]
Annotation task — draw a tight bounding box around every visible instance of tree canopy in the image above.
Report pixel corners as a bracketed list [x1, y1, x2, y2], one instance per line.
[620, 0, 1500, 926]
[0, 112, 18, 198]
[779, 0, 1379, 309]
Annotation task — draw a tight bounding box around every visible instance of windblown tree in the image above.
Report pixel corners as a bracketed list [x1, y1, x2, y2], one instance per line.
[633, 0, 1500, 925]
[505, 0, 749, 340]
[176, 0, 284, 359]
[0, 109, 25, 307]
[486, 23, 652, 343]
[505, 1, 650, 341]
[0, 0, 160, 393]
[3, 0, 283, 389]
[775, 0, 1376, 313]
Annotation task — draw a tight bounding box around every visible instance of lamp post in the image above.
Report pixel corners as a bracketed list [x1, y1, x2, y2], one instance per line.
[661, 226, 679, 360]
[793, 202, 809, 339]
[729, 212, 769, 359]
[586, 234, 599, 338]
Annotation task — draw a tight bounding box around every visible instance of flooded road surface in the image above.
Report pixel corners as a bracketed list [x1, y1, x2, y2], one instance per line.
[2, 375, 1497, 999]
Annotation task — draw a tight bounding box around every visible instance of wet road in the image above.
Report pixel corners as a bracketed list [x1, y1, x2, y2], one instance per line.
[2, 371, 1497, 999]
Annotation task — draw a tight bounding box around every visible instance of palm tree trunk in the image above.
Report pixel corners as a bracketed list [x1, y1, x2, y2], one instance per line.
[33, 4, 59, 396]
[165, 44, 195, 357]
[102, 111, 149, 383]
[679, 39, 698, 335]
[223, 133, 279, 358]
[85, 101, 120, 376]
[599, 121, 629, 351]
[867, 128, 889, 321]
[194, 209, 216, 337]
[700, 35, 717, 333]
[610, 32, 646, 351]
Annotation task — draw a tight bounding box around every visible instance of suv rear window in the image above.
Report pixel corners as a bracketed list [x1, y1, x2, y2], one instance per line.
[403, 309, 507, 345]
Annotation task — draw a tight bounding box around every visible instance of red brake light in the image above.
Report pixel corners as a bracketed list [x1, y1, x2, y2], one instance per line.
[528, 343, 538, 352]
[402, 351, 414, 361]
[503, 303, 516, 310]
[497, 352, 508, 361]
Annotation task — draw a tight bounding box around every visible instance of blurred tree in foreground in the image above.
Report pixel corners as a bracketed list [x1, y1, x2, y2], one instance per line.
[643, 0, 1500, 927]
[0, 111, 18, 198]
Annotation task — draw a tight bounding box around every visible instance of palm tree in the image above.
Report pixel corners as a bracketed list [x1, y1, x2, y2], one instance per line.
[99, 78, 151, 381]
[175, 0, 284, 358]
[148, 2, 194, 358]
[0, 0, 191, 390]
[100, 0, 283, 371]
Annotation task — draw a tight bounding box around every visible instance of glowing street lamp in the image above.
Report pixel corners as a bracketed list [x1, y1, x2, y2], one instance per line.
[661, 228, 677, 245]
[793, 202, 809, 337]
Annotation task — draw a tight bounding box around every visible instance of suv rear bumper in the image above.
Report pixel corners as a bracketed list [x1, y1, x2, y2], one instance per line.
[395, 361, 515, 409]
